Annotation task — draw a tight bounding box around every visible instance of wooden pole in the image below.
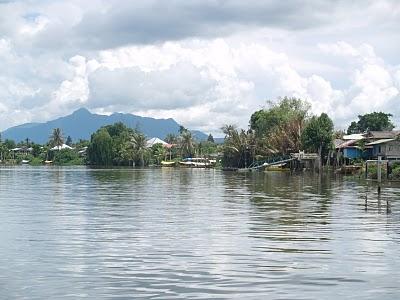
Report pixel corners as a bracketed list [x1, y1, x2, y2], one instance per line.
[377, 156, 382, 195]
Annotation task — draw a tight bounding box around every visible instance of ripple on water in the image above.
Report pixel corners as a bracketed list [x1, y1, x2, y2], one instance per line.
[0, 167, 400, 299]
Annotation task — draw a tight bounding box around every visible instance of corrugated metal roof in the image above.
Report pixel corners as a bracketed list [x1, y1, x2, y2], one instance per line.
[367, 131, 400, 139]
[365, 138, 395, 146]
[342, 133, 365, 140]
[336, 139, 358, 149]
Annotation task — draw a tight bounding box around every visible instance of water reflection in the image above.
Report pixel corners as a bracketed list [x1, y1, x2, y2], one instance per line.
[0, 166, 400, 299]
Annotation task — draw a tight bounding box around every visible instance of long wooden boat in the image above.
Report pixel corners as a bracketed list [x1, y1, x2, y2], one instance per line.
[161, 161, 176, 167]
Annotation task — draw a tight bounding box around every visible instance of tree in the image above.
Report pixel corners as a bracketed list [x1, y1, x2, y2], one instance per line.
[221, 124, 254, 168]
[347, 112, 394, 134]
[266, 116, 306, 154]
[66, 136, 73, 146]
[87, 128, 113, 165]
[49, 128, 64, 148]
[301, 113, 334, 160]
[250, 97, 310, 137]
[165, 133, 178, 144]
[131, 131, 148, 167]
[151, 143, 166, 164]
[179, 130, 195, 158]
[4, 139, 16, 150]
[207, 134, 215, 143]
[32, 144, 42, 157]
[250, 97, 310, 155]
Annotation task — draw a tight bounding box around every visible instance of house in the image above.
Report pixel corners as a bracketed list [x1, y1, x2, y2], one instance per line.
[335, 134, 371, 159]
[146, 137, 173, 149]
[366, 138, 400, 160]
[50, 144, 73, 151]
[364, 130, 400, 141]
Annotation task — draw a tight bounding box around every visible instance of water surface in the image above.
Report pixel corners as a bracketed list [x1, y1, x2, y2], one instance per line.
[0, 167, 399, 299]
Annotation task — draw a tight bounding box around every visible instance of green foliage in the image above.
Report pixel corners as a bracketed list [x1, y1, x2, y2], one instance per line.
[250, 97, 310, 155]
[130, 131, 148, 166]
[179, 130, 195, 158]
[391, 166, 400, 180]
[31, 144, 42, 157]
[197, 141, 217, 156]
[250, 97, 310, 137]
[367, 165, 378, 179]
[151, 143, 166, 164]
[347, 112, 394, 134]
[87, 128, 114, 165]
[87, 122, 150, 166]
[301, 113, 334, 157]
[29, 157, 43, 166]
[221, 125, 254, 168]
[53, 149, 83, 165]
[4, 139, 16, 150]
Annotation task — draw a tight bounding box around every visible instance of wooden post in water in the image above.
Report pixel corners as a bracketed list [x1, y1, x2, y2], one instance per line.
[377, 155, 382, 195]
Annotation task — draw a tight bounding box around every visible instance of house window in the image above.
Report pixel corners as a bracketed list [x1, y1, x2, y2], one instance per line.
[378, 146, 381, 153]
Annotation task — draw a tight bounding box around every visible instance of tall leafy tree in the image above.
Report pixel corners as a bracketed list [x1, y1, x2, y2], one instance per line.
[347, 112, 394, 134]
[87, 128, 113, 165]
[250, 97, 310, 137]
[301, 113, 334, 159]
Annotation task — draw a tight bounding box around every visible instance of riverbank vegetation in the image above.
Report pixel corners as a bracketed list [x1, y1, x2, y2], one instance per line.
[222, 97, 334, 169]
[0, 96, 398, 175]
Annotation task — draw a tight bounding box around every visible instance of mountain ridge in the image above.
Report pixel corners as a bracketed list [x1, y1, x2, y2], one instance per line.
[1, 108, 209, 144]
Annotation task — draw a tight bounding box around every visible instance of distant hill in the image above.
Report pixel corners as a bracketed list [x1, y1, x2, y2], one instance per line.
[1, 108, 209, 144]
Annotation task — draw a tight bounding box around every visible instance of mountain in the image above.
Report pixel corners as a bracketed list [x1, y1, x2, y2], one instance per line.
[1, 108, 208, 144]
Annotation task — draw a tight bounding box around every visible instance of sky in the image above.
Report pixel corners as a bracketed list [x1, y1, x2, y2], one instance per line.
[0, 0, 400, 135]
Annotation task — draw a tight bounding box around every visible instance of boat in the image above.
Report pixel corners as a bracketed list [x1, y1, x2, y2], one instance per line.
[21, 160, 30, 164]
[161, 161, 176, 167]
[44, 160, 53, 164]
[265, 163, 290, 172]
[179, 158, 215, 168]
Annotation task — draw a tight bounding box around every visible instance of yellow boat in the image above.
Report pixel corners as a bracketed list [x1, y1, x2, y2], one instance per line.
[265, 163, 290, 172]
[161, 161, 176, 167]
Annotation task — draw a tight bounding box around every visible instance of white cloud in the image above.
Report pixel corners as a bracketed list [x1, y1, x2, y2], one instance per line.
[0, 1, 400, 134]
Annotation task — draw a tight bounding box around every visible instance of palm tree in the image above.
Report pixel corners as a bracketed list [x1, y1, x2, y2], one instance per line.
[221, 124, 259, 168]
[49, 128, 64, 149]
[131, 131, 148, 166]
[179, 130, 195, 158]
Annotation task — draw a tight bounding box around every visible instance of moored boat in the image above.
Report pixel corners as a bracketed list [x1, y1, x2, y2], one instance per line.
[179, 158, 215, 168]
[161, 161, 176, 167]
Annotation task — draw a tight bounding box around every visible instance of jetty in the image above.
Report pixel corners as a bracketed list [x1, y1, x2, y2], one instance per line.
[237, 151, 319, 172]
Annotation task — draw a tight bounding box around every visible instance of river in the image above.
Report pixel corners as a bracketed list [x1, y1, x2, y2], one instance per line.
[0, 166, 399, 299]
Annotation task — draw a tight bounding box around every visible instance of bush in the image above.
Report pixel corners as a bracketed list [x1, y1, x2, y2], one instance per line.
[29, 157, 43, 166]
[391, 166, 400, 180]
[53, 149, 84, 166]
[367, 165, 377, 179]
[391, 161, 400, 169]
